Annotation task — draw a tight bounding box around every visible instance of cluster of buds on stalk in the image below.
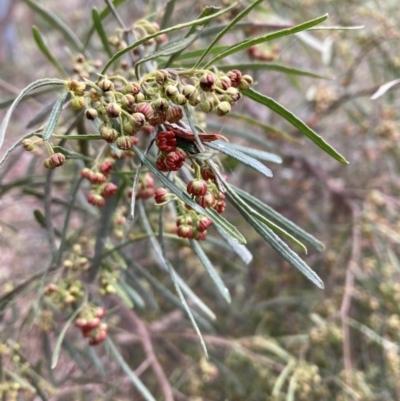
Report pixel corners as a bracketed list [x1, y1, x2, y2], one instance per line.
[113, 206, 127, 239]
[75, 305, 108, 346]
[98, 268, 120, 295]
[132, 172, 155, 199]
[174, 213, 213, 241]
[71, 53, 102, 80]
[109, 19, 167, 53]
[43, 278, 84, 306]
[62, 244, 90, 272]
[81, 158, 118, 207]
[155, 129, 186, 172]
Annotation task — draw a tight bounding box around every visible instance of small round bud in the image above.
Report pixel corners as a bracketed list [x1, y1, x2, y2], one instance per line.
[87, 193, 105, 207]
[22, 139, 35, 151]
[164, 85, 178, 98]
[166, 106, 183, 123]
[187, 179, 208, 196]
[75, 54, 85, 63]
[200, 164, 216, 181]
[177, 224, 193, 239]
[218, 75, 232, 90]
[199, 73, 217, 92]
[189, 96, 201, 107]
[131, 112, 146, 127]
[99, 160, 114, 175]
[239, 75, 254, 90]
[89, 88, 101, 102]
[85, 108, 98, 120]
[121, 94, 135, 108]
[225, 87, 241, 102]
[216, 101, 231, 116]
[91, 172, 107, 184]
[116, 135, 133, 150]
[101, 183, 118, 198]
[155, 70, 170, 85]
[227, 69, 242, 88]
[155, 188, 169, 204]
[182, 85, 198, 100]
[123, 81, 141, 95]
[95, 307, 106, 319]
[151, 97, 169, 113]
[106, 103, 122, 118]
[196, 192, 216, 208]
[134, 103, 153, 120]
[172, 94, 187, 106]
[70, 96, 86, 110]
[135, 92, 146, 103]
[81, 168, 93, 180]
[100, 126, 118, 143]
[200, 100, 213, 113]
[197, 216, 212, 232]
[44, 153, 66, 169]
[98, 79, 114, 92]
[155, 33, 167, 44]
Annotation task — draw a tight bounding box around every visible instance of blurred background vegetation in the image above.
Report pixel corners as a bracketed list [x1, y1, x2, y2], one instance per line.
[1, 0, 400, 400]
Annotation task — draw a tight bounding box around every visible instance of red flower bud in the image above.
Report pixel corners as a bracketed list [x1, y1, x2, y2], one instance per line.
[193, 229, 207, 241]
[116, 136, 133, 150]
[99, 159, 114, 176]
[196, 192, 216, 208]
[156, 130, 177, 152]
[200, 164, 218, 181]
[91, 172, 107, 184]
[177, 224, 193, 239]
[200, 73, 217, 92]
[81, 168, 93, 180]
[154, 188, 169, 204]
[227, 69, 242, 88]
[197, 216, 212, 232]
[214, 200, 226, 214]
[166, 106, 183, 123]
[44, 153, 66, 169]
[95, 307, 106, 319]
[187, 179, 208, 196]
[134, 103, 153, 120]
[87, 193, 105, 207]
[101, 183, 118, 198]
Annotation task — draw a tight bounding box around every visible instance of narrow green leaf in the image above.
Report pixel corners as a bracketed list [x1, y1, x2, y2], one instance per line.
[205, 140, 273, 178]
[130, 264, 215, 332]
[32, 26, 68, 77]
[194, 0, 263, 68]
[25, 0, 85, 53]
[106, 338, 157, 401]
[84, 0, 127, 48]
[160, 0, 177, 29]
[243, 88, 348, 164]
[136, 33, 199, 78]
[187, 6, 224, 36]
[92, 7, 113, 58]
[101, 2, 238, 74]
[42, 91, 68, 140]
[51, 306, 83, 368]
[231, 189, 308, 253]
[0, 79, 65, 151]
[226, 187, 324, 288]
[190, 239, 231, 303]
[52, 146, 93, 161]
[0, 87, 59, 110]
[203, 14, 328, 68]
[133, 145, 246, 245]
[233, 185, 325, 251]
[213, 141, 282, 164]
[217, 62, 332, 79]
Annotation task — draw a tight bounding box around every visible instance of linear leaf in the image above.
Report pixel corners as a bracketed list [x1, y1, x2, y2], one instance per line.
[203, 14, 328, 68]
[233, 185, 325, 251]
[205, 140, 273, 178]
[51, 306, 83, 369]
[42, 91, 68, 140]
[215, 142, 282, 163]
[160, 0, 177, 29]
[106, 338, 157, 401]
[129, 264, 214, 332]
[84, 0, 128, 47]
[92, 7, 113, 58]
[101, 2, 238, 74]
[190, 239, 231, 303]
[25, 0, 85, 53]
[173, 45, 230, 61]
[232, 189, 308, 253]
[193, 0, 263, 68]
[226, 187, 324, 288]
[243, 88, 348, 164]
[32, 26, 68, 77]
[133, 145, 246, 245]
[217, 62, 331, 79]
[0, 79, 65, 151]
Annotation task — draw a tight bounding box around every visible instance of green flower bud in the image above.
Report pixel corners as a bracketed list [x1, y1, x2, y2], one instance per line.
[121, 94, 135, 108]
[100, 126, 118, 143]
[98, 79, 114, 92]
[151, 97, 169, 113]
[85, 108, 98, 120]
[123, 81, 141, 95]
[172, 94, 187, 106]
[182, 85, 198, 100]
[238, 74, 254, 90]
[200, 100, 213, 113]
[135, 92, 145, 103]
[22, 139, 35, 151]
[216, 101, 231, 116]
[70, 96, 86, 110]
[164, 85, 178, 98]
[106, 103, 122, 118]
[155, 69, 170, 85]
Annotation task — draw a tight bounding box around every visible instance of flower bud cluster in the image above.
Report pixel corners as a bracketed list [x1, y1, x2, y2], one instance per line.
[98, 269, 120, 295]
[135, 172, 155, 199]
[43, 278, 84, 306]
[81, 158, 118, 207]
[71, 54, 102, 80]
[75, 305, 108, 346]
[62, 243, 90, 272]
[174, 213, 213, 241]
